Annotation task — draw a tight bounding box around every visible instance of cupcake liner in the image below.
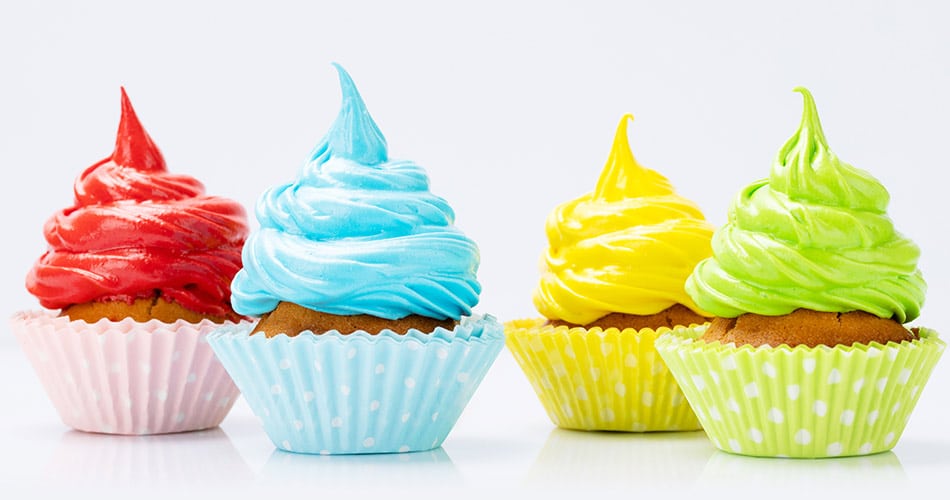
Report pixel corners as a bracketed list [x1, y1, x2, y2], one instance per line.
[10, 310, 244, 435]
[655, 325, 945, 458]
[505, 318, 702, 432]
[206, 314, 505, 455]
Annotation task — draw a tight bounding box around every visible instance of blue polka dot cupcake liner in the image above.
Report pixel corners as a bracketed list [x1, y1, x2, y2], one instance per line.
[206, 314, 505, 455]
[655, 325, 944, 458]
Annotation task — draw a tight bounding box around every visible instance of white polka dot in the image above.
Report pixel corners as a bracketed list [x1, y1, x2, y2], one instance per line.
[279, 358, 292, 370]
[827, 442, 843, 456]
[611, 382, 625, 397]
[564, 346, 575, 359]
[897, 369, 911, 385]
[602, 408, 615, 422]
[407, 342, 421, 351]
[884, 432, 895, 445]
[859, 442, 873, 454]
[600, 343, 614, 356]
[204, 391, 214, 401]
[456, 373, 470, 383]
[876, 377, 889, 393]
[624, 353, 638, 367]
[887, 349, 898, 361]
[803, 358, 816, 374]
[370, 400, 380, 411]
[767, 408, 784, 424]
[744, 382, 759, 398]
[109, 362, 122, 373]
[786, 385, 801, 400]
[641, 392, 654, 407]
[340, 385, 351, 396]
[281, 440, 292, 451]
[589, 367, 601, 381]
[363, 437, 375, 447]
[437, 348, 449, 359]
[729, 439, 742, 453]
[431, 412, 439, 422]
[186, 373, 197, 384]
[89, 391, 102, 402]
[398, 445, 410, 453]
[575, 386, 589, 400]
[303, 391, 314, 402]
[709, 407, 722, 421]
[314, 361, 323, 372]
[347, 348, 357, 359]
[293, 420, 303, 430]
[405, 377, 416, 388]
[813, 400, 827, 417]
[852, 378, 865, 393]
[320, 450, 330, 455]
[540, 376, 553, 389]
[841, 410, 856, 426]
[175, 412, 186, 423]
[709, 371, 720, 384]
[867, 410, 879, 425]
[561, 404, 574, 418]
[911, 385, 920, 398]
[375, 364, 385, 374]
[122, 397, 133, 409]
[827, 369, 842, 384]
[218, 396, 231, 407]
[271, 385, 282, 395]
[722, 356, 738, 370]
[171, 351, 181, 362]
[262, 408, 270, 417]
[652, 362, 666, 375]
[762, 362, 777, 378]
[749, 428, 763, 443]
[528, 339, 544, 351]
[672, 393, 684, 406]
[331, 417, 343, 427]
[891, 402, 901, 415]
[794, 429, 812, 445]
[156, 389, 168, 402]
[727, 399, 741, 413]
[401, 412, 411, 423]
[691, 376, 706, 391]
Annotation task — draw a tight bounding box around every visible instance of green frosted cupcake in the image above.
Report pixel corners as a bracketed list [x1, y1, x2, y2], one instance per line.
[656, 87, 944, 458]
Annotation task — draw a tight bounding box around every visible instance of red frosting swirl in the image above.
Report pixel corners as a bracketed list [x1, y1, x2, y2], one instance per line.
[26, 89, 249, 318]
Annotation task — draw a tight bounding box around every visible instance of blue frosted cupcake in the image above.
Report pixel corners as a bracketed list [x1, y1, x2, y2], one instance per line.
[208, 64, 504, 455]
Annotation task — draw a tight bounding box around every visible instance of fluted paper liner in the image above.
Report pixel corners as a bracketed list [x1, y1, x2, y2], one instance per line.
[655, 325, 944, 458]
[505, 318, 702, 431]
[206, 314, 505, 455]
[10, 310, 244, 435]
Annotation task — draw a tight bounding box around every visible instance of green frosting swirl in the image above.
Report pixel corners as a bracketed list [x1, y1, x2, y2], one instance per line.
[686, 87, 925, 322]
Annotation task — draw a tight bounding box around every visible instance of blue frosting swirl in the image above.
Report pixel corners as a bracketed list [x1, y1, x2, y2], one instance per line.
[231, 64, 481, 320]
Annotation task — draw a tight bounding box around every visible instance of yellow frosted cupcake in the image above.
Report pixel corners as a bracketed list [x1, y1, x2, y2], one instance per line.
[506, 114, 714, 431]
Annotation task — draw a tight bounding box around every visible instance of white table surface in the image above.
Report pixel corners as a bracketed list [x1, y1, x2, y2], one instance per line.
[2, 329, 948, 500]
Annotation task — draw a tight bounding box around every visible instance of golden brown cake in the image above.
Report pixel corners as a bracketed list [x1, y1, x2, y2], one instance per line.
[547, 304, 708, 331]
[251, 302, 458, 337]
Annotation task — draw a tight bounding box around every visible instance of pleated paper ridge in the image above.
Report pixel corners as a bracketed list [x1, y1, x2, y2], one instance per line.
[207, 314, 504, 454]
[656, 325, 945, 457]
[11, 311, 243, 435]
[505, 318, 702, 431]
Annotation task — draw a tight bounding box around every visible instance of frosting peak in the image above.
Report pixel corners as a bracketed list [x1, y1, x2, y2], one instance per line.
[533, 115, 714, 325]
[686, 87, 925, 322]
[113, 87, 165, 171]
[230, 65, 480, 321]
[594, 114, 674, 201]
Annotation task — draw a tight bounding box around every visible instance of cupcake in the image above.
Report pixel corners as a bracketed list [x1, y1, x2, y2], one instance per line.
[206, 64, 504, 455]
[656, 87, 944, 458]
[505, 114, 715, 432]
[11, 88, 250, 435]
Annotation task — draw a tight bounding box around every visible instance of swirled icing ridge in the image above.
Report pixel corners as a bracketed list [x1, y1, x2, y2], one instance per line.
[533, 115, 715, 325]
[686, 88, 925, 322]
[230, 64, 480, 320]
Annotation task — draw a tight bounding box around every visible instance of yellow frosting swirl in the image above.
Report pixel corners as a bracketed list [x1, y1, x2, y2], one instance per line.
[533, 115, 714, 324]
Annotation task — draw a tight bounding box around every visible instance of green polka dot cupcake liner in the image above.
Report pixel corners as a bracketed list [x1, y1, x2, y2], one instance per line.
[655, 325, 944, 458]
[207, 314, 504, 455]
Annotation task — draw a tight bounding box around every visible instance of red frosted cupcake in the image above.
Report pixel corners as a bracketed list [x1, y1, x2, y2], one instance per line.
[11, 88, 250, 435]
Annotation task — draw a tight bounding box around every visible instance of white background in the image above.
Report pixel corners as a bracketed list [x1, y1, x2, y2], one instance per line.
[1, 1, 948, 498]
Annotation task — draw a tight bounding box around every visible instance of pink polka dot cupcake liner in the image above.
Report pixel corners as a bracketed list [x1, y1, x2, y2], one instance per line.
[655, 325, 945, 458]
[206, 314, 504, 455]
[10, 310, 244, 435]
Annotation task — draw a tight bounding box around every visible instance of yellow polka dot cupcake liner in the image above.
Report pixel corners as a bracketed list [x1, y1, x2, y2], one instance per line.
[655, 325, 945, 458]
[505, 319, 702, 432]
